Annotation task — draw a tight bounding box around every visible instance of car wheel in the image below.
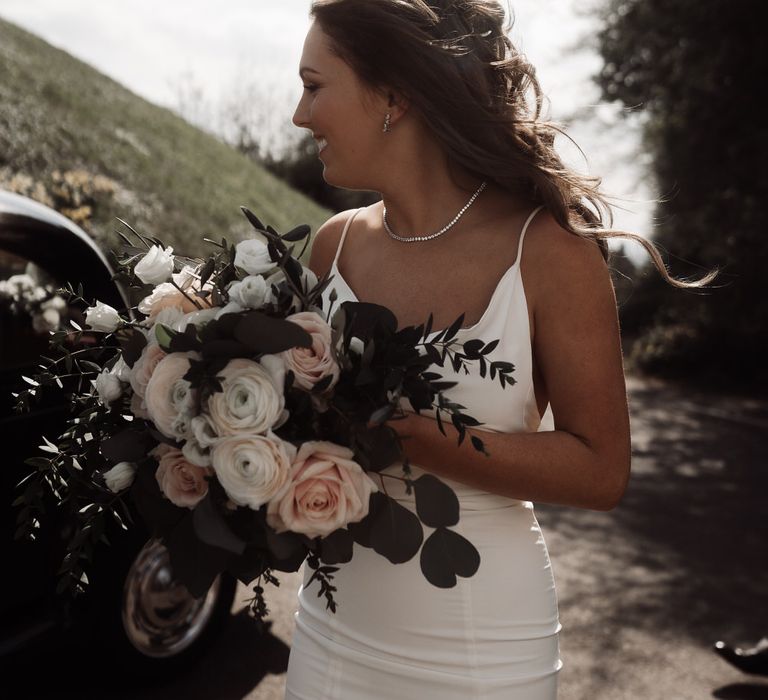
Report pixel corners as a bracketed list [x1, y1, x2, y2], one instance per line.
[74, 528, 237, 685]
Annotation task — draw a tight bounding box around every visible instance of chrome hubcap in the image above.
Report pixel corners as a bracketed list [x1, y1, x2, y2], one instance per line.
[122, 538, 221, 658]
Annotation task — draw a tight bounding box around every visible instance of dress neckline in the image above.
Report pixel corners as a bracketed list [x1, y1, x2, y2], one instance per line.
[328, 204, 543, 339]
[330, 257, 519, 338]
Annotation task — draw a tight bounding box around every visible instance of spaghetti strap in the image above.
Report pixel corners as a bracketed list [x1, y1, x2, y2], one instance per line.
[332, 207, 365, 268]
[515, 205, 544, 268]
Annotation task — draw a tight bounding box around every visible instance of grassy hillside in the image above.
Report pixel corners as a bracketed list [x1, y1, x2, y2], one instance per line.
[0, 17, 332, 260]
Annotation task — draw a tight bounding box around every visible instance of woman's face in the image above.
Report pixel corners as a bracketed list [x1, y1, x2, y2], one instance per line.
[292, 21, 388, 188]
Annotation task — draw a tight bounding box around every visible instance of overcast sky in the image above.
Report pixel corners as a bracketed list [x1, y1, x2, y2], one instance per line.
[0, 1, 653, 261]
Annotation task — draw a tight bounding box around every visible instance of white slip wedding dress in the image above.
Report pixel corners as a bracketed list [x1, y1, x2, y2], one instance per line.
[285, 205, 562, 699]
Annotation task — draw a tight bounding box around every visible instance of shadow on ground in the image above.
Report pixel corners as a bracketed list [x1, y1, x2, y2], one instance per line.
[7, 610, 289, 699]
[534, 376, 768, 698]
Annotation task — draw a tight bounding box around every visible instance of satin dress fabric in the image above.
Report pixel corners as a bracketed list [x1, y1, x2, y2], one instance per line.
[285, 206, 562, 699]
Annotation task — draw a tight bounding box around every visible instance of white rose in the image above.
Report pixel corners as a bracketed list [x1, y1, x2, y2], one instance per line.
[210, 431, 297, 510]
[103, 461, 137, 493]
[264, 266, 318, 307]
[228, 275, 268, 309]
[206, 358, 286, 436]
[234, 238, 275, 276]
[94, 368, 122, 405]
[134, 245, 175, 285]
[85, 301, 121, 332]
[111, 355, 132, 383]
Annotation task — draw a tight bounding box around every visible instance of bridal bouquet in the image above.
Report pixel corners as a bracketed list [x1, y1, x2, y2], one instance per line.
[12, 207, 515, 623]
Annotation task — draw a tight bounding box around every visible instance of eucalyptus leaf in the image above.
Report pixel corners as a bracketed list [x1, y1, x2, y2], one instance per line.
[369, 492, 423, 564]
[413, 474, 460, 528]
[318, 527, 354, 564]
[419, 526, 480, 588]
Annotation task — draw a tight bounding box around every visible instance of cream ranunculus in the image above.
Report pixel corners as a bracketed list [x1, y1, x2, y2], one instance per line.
[266, 441, 379, 538]
[282, 311, 340, 392]
[134, 245, 175, 285]
[155, 446, 212, 509]
[210, 431, 298, 509]
[234, 238, 275, 276]
[85, 301, 121, 332]
[206, 357, 286, 436]
[144, 351, 200, 439]
[129, 342, 167, 410]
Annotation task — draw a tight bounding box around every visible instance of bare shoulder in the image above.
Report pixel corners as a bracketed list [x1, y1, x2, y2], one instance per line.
[307, 208, 363, 279]
[522, 209, 612, 314]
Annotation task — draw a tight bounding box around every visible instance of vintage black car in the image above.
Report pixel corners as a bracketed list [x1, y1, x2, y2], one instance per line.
[0, 189, 237, 683]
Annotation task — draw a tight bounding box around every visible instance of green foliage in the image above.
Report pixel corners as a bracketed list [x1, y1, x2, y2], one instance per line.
[595, 0, 767, 386]
[0, 17, 331, 262]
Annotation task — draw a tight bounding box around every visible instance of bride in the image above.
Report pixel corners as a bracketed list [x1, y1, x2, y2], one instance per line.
[283, 1, 702, 697]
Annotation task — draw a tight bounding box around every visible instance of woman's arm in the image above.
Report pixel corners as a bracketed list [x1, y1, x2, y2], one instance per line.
[387, 216, 632, 511]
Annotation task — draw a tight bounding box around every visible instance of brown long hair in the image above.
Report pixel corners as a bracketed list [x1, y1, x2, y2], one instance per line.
[309, 0, 717, 288]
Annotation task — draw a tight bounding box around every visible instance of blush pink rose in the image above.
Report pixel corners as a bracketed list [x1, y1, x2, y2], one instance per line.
[154, 445, 213, 508]
[138, 266, 215, 321]
[266, 440, 378, 538]
[282, 311, 340, 393]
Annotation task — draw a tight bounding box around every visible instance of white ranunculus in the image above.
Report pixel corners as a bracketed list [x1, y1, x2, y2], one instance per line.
[103, 461, 137, 493]
[207, 358, 286, 436]
[228, 275, 268, 309]
[134, 245, 175, 285]
[234, 238, 275, 276]
[94, 368, 122, 405]
[210, 431, 297, 510]
[85, 301, 121, 332]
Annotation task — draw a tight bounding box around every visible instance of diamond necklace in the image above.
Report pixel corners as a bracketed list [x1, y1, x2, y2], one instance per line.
[382, 181, 487, 242]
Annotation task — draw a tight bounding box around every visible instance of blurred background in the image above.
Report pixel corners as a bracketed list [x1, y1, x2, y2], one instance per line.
[1, 1, 765, 698]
